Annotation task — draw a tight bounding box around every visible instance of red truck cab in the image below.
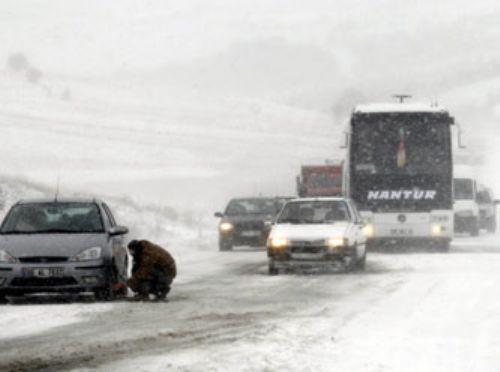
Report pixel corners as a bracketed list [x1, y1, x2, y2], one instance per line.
[297, 164, 343, 197]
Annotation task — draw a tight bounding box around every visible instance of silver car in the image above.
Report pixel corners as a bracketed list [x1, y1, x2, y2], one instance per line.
[0, 198, 129, 301]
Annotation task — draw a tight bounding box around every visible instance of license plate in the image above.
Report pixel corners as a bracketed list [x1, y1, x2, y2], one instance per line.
[240, 231, 261, 237]
[390, 229, 414, 236]
[23, 267, 64, 278]
[291, 253, 326, 260]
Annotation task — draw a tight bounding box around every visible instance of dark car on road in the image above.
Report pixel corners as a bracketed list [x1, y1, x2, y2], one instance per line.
[0, 198, 129, 302]
[215, 197, 293, 251]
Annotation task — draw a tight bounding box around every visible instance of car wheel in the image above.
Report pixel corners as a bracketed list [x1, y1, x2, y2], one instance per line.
[470, 219, 480, 237]
[95, 266, 117, 301]
[366, 240, 377, 250]
[268, 262, 279, 275]
[344, 246, 359, 272]
[355, 251, 366, 271]
[219, 240, 233, 251]
[95, 284, 114, 301]
[0, 293, 7, 305]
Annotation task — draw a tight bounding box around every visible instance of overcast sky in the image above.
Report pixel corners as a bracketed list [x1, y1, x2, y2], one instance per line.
[1, 0, 499, 79]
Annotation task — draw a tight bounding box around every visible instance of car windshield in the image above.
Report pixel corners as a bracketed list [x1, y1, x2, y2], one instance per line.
[307, 172, 342, 188]
[277, 200, 351, 224]
[454, 179, 474, 200]
[225, 199, 280, 216]
[0, 202, 104, 234]
[477, 190, 492, 203]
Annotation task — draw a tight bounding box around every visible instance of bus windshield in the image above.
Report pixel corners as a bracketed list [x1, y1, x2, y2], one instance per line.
[352, 113, 451, 176]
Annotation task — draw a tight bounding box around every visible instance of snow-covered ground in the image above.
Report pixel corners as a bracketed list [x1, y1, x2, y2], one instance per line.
[0, 304, 113, 341]
[1, 230, 500, 372]
[1, 173, 500, 372]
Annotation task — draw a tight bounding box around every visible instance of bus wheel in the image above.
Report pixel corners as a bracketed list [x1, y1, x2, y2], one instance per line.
[436, 241, 450, 252]
[470, 220, 480, 237]
[219, 240, 233, 251]
[487, 218, 497, 233]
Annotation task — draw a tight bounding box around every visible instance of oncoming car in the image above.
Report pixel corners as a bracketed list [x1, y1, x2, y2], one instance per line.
[215, 197, 292, 251]
[0, 198, 129, 302]
[267, 198, 367, 274]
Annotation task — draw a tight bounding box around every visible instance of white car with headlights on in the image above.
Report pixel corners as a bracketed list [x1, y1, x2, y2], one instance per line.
[267, 198, 367, 274]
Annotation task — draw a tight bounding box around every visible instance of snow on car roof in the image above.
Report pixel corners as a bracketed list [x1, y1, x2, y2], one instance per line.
[354, 103, 449, 114]
[230, 196, 294, 201]
[17, 197, 101, 204]
[288, 197, 347, 202]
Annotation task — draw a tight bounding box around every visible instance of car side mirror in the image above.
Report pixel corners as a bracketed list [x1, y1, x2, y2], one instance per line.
[214, 212, 224, 218]
[109, 225, 129, 236]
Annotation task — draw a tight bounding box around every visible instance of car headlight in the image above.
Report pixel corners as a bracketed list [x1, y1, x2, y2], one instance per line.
[268, 237, 289, 249]
[362, 224, 375, 239]
[326, 237, 346, 248]
[431, 224, 443, 236]
[0, 250, 18, 263]
[69, 246, 102, 262]
[219, 222, 234, 232]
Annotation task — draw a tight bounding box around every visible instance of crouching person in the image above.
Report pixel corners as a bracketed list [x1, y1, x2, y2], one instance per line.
[127, 240, 177, 301]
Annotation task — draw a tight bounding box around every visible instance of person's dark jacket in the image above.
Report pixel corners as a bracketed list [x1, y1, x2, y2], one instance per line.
[128, 240, 176, 290]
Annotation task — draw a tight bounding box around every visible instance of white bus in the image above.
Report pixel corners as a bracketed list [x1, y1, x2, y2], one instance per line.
[344, 103, 455, 250]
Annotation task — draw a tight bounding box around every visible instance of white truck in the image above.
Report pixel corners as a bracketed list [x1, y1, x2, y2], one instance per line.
[453, 165, 480, 236]
[477, 184, 497, 233]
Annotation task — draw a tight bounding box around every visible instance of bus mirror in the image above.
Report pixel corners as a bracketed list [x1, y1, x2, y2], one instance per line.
[458, 132, 466, 149]
[456, 122, 466, 149]
[340, 132, 348, 149]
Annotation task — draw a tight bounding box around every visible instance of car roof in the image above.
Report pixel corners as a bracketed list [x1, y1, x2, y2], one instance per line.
[286, 197, 348, 203]
[16, 197, 103, 205]
[230, 196, 294, 201]
[478, 184, 493, 193]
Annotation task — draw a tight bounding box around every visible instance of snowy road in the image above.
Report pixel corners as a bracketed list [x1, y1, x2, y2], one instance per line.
[1, 235, 499, 372]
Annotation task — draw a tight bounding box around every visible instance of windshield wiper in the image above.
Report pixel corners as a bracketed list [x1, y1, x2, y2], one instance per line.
[34, 229, 78, 233]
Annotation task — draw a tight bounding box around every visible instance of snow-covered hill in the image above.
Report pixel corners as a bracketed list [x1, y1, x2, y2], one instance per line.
[1, 0, 500, 211]
[0, 70, 336, 216]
